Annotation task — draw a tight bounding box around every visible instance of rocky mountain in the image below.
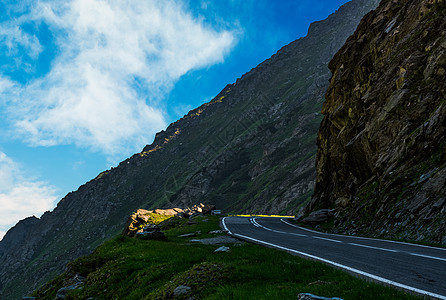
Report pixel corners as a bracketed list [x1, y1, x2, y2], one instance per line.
[310, 0, 446, 243]
[0, 0, 379, 298]
[0, 217, 38, 258]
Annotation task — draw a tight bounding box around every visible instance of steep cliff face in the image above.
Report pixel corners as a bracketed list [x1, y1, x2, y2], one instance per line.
[312, 0, 446, 243]
[0, 217, 38, 258]
[0, 1, 379, 298]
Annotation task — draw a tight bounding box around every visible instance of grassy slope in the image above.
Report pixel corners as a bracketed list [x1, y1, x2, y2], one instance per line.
[32, 216, 420, 299]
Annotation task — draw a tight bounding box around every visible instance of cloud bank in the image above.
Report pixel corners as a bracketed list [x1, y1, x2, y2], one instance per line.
[1, 0, 236, 155]
[0, 152, 58, 240]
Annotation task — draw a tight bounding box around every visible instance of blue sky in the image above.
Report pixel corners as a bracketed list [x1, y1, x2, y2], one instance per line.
[0, 0, 350, 239]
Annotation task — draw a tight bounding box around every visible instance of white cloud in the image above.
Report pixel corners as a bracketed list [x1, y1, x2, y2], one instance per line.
[0, 152, 58, 240]
[0, 76, 15, 94]
[1, 0, 236, 155]
[0, 23, 43, 59]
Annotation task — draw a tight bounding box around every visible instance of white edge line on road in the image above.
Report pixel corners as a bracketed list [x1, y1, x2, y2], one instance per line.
[222, 217, 446, 300]
[221, 217, 232, 234]
[280, 218, 446, 252]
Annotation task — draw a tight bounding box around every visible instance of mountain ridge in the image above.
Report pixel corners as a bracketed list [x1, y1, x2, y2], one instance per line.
[0, 1, 380, 298]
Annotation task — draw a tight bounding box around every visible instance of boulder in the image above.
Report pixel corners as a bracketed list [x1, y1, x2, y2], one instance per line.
[298, 293, 343, 300]
[153, 208, 183, 216]
[214, 246, 230, 253]
[301, 209, 333, 226]
[201, 204, 216, 214]
[187, 203, 217, 215]
[173, 285, 191, 296]
[176, 212, 189, 218]
[122, 209, 152, 237]
[143, 224, 159, 232]
[136, 224, 166, 240]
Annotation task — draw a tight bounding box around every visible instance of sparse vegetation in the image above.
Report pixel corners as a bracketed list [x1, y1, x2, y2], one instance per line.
[32, 216, 420, 299]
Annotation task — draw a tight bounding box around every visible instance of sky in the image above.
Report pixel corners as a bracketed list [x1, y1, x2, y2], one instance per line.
[0, 0, 351, 239]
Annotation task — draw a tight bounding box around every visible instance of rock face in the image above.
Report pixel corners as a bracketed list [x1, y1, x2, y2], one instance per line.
[0, 216, 38, 257]
[0, 1, 379, 298]
[311, 0, 446, 243]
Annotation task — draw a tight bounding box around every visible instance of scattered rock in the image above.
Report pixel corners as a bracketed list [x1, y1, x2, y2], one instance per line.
[123, 204, 218, 236]
[173, 285, 191, 296]
[208, 230, 224, 234]
[214, 246, 230, 253]
[301, 209, 333, 226]
[298, 293, 343, 300]
[186, 203, 216, 215]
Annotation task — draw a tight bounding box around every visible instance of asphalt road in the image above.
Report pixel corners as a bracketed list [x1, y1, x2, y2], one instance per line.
[222, 216, 446, 299]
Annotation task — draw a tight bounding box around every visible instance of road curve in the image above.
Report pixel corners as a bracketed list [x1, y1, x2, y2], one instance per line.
[222, 216, 446, 299]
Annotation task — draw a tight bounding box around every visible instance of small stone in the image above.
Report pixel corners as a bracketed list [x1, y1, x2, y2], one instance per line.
[208, 230, 224, 234]
[173, 285, 191, 296]
[298, 293, 343, 300]
[214, 246, 230, 253]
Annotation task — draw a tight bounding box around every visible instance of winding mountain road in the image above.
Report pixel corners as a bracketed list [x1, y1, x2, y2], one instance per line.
[222, 216, 446, 299]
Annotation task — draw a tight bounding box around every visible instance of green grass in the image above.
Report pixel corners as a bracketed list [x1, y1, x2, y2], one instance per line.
[32, 216, 421, 300]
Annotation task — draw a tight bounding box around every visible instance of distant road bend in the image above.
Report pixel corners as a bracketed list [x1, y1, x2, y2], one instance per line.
[222, 216, 446, 299]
